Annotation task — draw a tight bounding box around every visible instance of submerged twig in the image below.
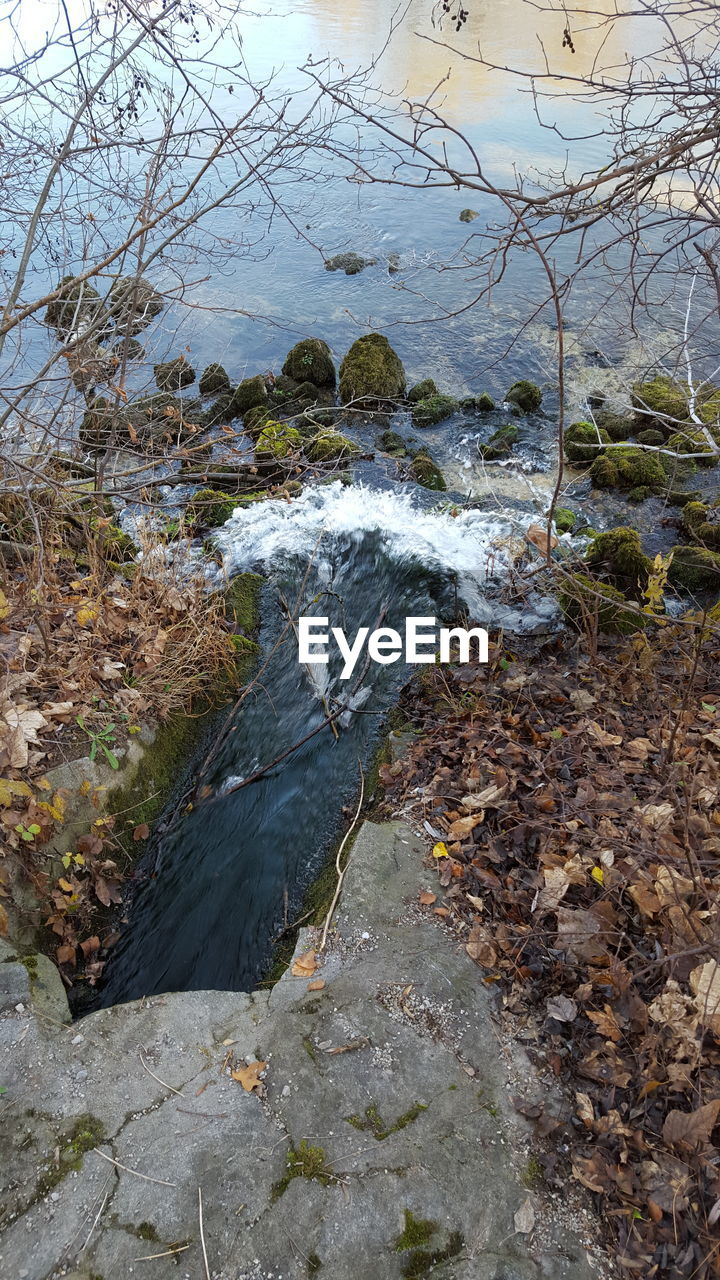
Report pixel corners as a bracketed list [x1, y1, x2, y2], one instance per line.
[319, 761, 365, 951]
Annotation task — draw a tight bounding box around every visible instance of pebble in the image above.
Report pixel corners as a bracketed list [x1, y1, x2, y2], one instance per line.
[15, 1004, 25, 1014]
[76, 1069, 88, 1081]
[71, 1034, 84, 1046]
[281, 1085, 290, 1098]
[50, 1193, 60, 1202]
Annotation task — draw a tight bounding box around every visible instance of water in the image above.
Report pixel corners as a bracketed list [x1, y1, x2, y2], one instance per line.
[99, 482, 553, 1004]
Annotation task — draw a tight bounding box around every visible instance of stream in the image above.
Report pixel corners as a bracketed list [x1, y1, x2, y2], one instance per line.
[98, 481, 554, 1004]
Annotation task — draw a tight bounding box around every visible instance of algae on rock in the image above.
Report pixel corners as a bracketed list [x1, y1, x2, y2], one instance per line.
[411, 394, 458, 428]
[505, 379, 542, 413]
[339, 333, 406, 404]
[282, 338, 336, 387]
[590, 446, 667, 494]
[585, 527, 652, 594]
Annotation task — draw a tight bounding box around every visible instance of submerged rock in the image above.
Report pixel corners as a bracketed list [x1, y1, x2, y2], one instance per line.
[459, 208, 479, 222]
[109, 275, 163, 336]
[585, 527, 652, 595]
[564, 420, 611, 462]
[408, 379, 439, 404]
[411, 393, 459, 428]
[324, 252, 376, 274]
[590, 446, 666, 494]
[307, 431, 361, 463]
[410, 449, 446, 490]
[505, 380, 542, 413]
[154, 356, 195, 391]
[199, 363, 231, 395]
[282, 338, 336, 387]
[339, 333, 406, 404]
[479, 423, 518, 460]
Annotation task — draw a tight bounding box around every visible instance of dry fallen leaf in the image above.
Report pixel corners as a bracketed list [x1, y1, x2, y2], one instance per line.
[547, 995, 577, 1023]
[291, 949, 317, 978]
[663, 1100, 720, 1151]
[526, 523, 557, 555]
[419, 890, 437, 906]
[514, 1196, 536, 1234]
[689, 959, 720, 1034]
[307, 979, 325, 991]
[231, 1060, 267, 1093]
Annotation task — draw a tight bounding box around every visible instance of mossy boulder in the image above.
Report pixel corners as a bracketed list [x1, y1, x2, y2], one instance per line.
[411, 394, 459, 428]
[408, 379, 438, 403]
[324, 252, 375, 275]
[199, 363, 230, 395]
[459, 208, 479, 222]
[681, 501, 720, 550]
[585, 527, 652, 594]
[307, 431, 361, 463]
[564, 420, 611, 462]
[505, 380, 542, 413]
[256, 422, 302, 459]
[635, 428, 665, 447]
[595, 410, 634, 441]
[590, 446, 666, 493]
[632, 376, 690, 430]
[410, 449, 445, 490]
[112, 336, 145, 361]
[339, 333, 406, 404]
[553, 507, 576, 534]
[234, 375, 268, 416]
[665, 425, 719, 467]
[475, 392, 495, 412]
[186, 489, 238, 529]
[559, 572, 647, 635]
[379, 430, 408, 457]
[479, 423, 518, 460]
[109, 275, 163, 334]
[667, 544, 720, 590]
[282, 338, 336, 387]
[154, 356, 195, 391]
[45, 277, 105, 332]
[98, 523, 136, 562]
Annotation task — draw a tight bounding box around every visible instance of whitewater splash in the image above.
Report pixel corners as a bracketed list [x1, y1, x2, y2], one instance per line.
[214, 481, 558, 632]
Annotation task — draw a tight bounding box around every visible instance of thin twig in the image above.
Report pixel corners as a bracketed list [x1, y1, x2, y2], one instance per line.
[134, 1245, 191, 1261]
[199, 1186, 211, 1280]
[319, 762, 365, 951]
[91, 1147, 177, 1187]
[138, 1046, 184, 1096]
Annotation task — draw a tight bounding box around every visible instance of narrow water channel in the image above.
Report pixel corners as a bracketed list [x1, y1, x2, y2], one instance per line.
[98, 482, 551, 1004]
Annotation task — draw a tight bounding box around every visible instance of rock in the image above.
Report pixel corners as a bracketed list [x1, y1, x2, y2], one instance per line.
[153, 356, 195, 391]
[324, 252, 376, 275]
[44, 277, 105, 333]
[256, 422, 302, 459]
[0, 960, 30, 1013]
[410, 449, 446, 490]
[590, 446, 667, 494]
[681, 501, 720, 550]
[559, 572, 647, 635]
[387, 253, 401, 274]
[186, 489, 239, 529]
[479, 423, 518, 460]
[667, 544, 720, 590]
[632, 375, 690, 431]
[505, 380, 542, 413]
[594, 409, 634, 441]
[585, 527, 652, 594]
[552, 507, 576, 534]
[564, 420, 611, 462]
[339, 333, 406, 404]
[108, 275, 164, 335]
[307, 431, 361, 463]
[379, 430, 408, 457]
[665, 425, 719, 466]
[234, 374, 268, 416]
[199, 363, 231, 395]
[407, 379, 438, 404]
[459, 208, 479, 222]
[282, 338, 336, 387]
[411, 394, 459, 428]
[112, 337, 145, 361]
[635, 428, 665, 447]
[475, 392, 495, 413]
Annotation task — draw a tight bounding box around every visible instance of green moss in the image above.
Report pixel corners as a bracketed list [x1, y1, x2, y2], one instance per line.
[339, 333, 406, 404]
[559, 572, 647, 635]
[282, 338, 336, 387]
[307, 1253, 322, 1276]
[459, 208, 479, 222]
[553, 507, 576, 534]
[408, 379, 438, 403]
[199, 363, 230, 395]
[564, 420, 610, 462]
[380, 429, 408, 456]
[585, 527, 652, 594]
[505, 380, 541, 413]
[256, 422, 302, 459]
[45, 276, 104, 330]
[154, 356, 195, 391]
[233, 375, 268, 416]
[411, 394, 458, 428]
[590, 445, 667, 492]
[475, 391, 495, 412]
[225, 572, 263, 633]
[523, 1155, 544, 1189]
[38, 1115, 105, 1193]
[632, 375, 691, 429]
[136, 1222, 160, 1242]
[666, 425, 719, 466]
[667, 544, 720, 590]
[635, 428, 665, 447]
[271, 1141, 334, 1202]
[98, 523, 135, 561]
[479, 423, 518, 460]
[410, 450, 446, 490]
[307, 431, 361, 463]
[345, 1101, 427, 1140]
[395, 1210, 437, 1250]
[186, 489, 238, 529]
[399, 1232, 463, 1278]
[682, 501, 720, 550]
[595, 410, 634, 442]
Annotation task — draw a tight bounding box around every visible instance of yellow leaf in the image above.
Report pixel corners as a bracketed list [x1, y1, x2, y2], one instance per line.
[76, 605, 97, 626]
[291, 949, 317, 978]
[0, 778, 33, 807]
[591, 866, 604, 885]
[58, 878, 74, 893]
[0, 588, 9, 621]
[230, 1060, 267, 1093]
[432, 841, 449, 859]
[0, 903, 8, 936]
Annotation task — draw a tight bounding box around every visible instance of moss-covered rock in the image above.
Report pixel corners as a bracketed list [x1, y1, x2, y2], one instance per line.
[408, 379, 438, 403]
[307, 431, 361, 463]
[667, 544, 720, 590]
[459, 208, 479, 222]
[282, 338, 336, 387]
[553, 507, 576, 534]
[665, 425, 719, 467]
[98, 523, 136, 562]
[256, 422, 302, 459]
[559, 572, 647, 634]
[590, 446, 667, 493]
[225, 571, 264, 632]
[154, 356, 195, 391]
[681, 501, 720, 550]
[505, 380, 542, 413]
[339, 333, 406, 404]
[379, 430, 408, 456]
[108, 275, 163, 334]
[411, 394, 459, 428]
[199, 363, 230, 395]
[324, 252, 376, 275]
[632, 375, 690, 429]
[593, 410, 633, 441]
[563, 420, 611, 462]
[585, 527, 652, 594]
[45, 277, 105, 332]
[112, 336, 145, 361]
[635, 428, 665, 447]
[186, 489, 239, 529]
[411, 449, 446, 490]
[475, 392, 495, 413]
[234, 375, 268, 416]
[478, 422, 518, 460]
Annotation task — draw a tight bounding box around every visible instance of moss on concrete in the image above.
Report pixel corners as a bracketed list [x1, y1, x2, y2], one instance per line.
[38, 1115, 105, 1193]
[271, 1141, 334, 1202]
[395, 1210, 437, 1250]
[345, 1101, 427, 1140]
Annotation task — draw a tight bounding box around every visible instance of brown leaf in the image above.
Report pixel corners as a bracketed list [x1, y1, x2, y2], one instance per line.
[526, 523, 557, 555]
[307, 979, 325, 991]
[80, 935, 100, 957]
[231, 1060, 267, 1093]
[689, 959, 720, 1034]
[291, 949, 317, 978]
[0, 902, 7, 937]
[447, 814, 483, 840]
[419, 890, 437, 906]
[587, 1004, 622, 1043]
[663, 1100, 720, 1151]
[465, 922, 497, 967]
[56, 943, 76, 966]
[133, 823, 150, 841]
